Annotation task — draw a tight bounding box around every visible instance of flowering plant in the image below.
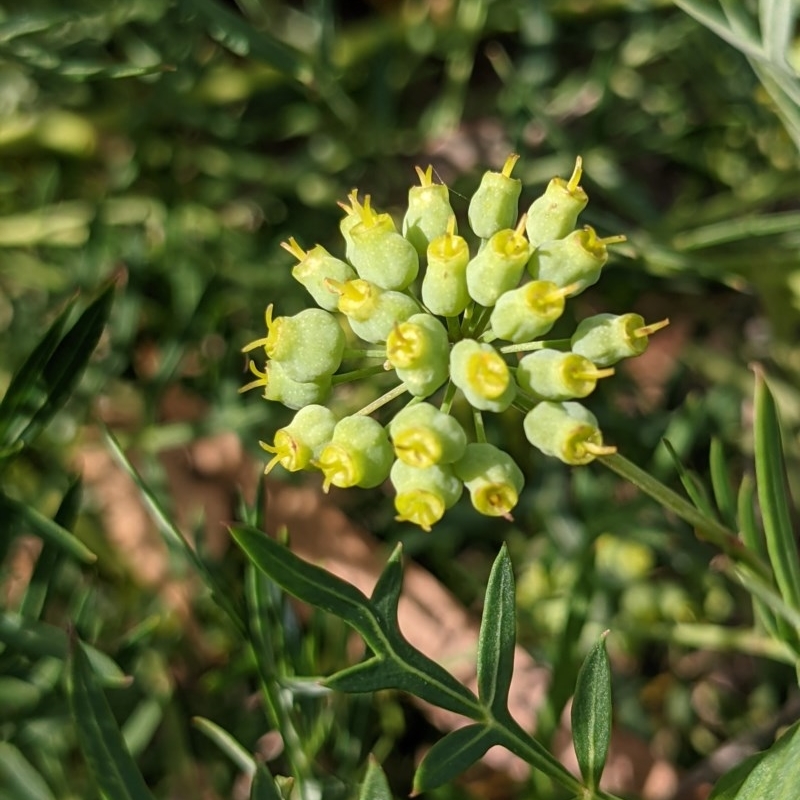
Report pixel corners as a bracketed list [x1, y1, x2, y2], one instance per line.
[242, 155, 668, 529]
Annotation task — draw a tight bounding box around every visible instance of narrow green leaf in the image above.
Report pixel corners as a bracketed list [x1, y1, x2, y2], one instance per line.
[0, 676, 42, 718]
[250, 763, 283, 800]
[369, 545, 404, 622]
[674, 0, 767, 62]
[0, 613, 128, 687]
[709, 718, 800, 799]
[193, 717, 255, 775]
[20, 478, 82, 619]
[571, 632, 612, 791]
[737, 475, 780, 639]
[662, 438, 718, 519]
[0, 296, 73, 447]
[476, 544, 516, 712]
[359, 757, 392, 800]
[709, 439, 737, 528]
[753, 370, 800, 613]
[18, 283, 114, 446]
[67, 641, 156, 800]
[412, 724, 498, 794]
[0, 491, 95, 563]
[105, 428, 246, 636]
[122, 699, 164, 758]
[0, 742, 56, 800]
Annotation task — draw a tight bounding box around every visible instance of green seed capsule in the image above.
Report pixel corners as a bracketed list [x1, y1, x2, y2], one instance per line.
[385, 314, 450, 397]
[338, 189, 365, 262]
[468, 154, 523, 240]
[421, 217, 471, 317]
[517, 349, 614, 401]
[453, 442, 524, 519]
[525, 157, 589, 248]
[570, 313, 671, 367]
[488, 280, 573, 343]
[244, 305, 345, 383]
[523, 401, 616, 465]
[390, 460, 462, 531]
[388, 401, 468, 467]
[241, 359, 331, 410]
[260, 405, 337, 475]
[326, 278, 419, 343]
[315, 415, 394, 491]
[466, 216, 530, 307]
[283, 238, 356, 312]
[528, 226, 626, 294]
[450, 339, 515, 412]
[403, 165, 456, 258]
[348, 195, 419, 291]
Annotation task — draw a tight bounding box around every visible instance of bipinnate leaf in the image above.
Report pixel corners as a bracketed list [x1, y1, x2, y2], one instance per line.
[709, 718, 800, 799]
[359, 757, 392, 800]
[753, 368, 800, 614]
[412, 724, 499, 794]
[476, 544, 516, 712]
[230, 525, 480, 718]
[67, 640, 155, 800]
[571, 631, 612, 790]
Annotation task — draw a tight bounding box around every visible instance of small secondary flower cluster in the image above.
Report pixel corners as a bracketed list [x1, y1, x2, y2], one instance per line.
[242, 155, 667, 531]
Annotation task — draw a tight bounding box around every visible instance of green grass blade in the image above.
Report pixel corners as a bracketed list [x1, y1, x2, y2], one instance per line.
[662, 438, 718, 519]
[753, 370, 800, 614]
[0, 491, 96, 564]
[674, 0, 767, 62]
[571, 632, 612, 791]
[67, 640, 156, 800]
[0, 742, 56, 800]
[709, 439, 737, 528]
[476, 544, 516, 713]
[17, 283, 114, 446]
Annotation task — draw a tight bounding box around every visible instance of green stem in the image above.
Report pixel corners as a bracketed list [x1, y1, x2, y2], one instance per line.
[597, 452, 772, 582]
[332, 364, 387, 384]
[460, 302, 476, 336]
[343, 347, 386, 359]
[445, 315, 461, 342]
[473, 408, 487, 443]
[354, 382, 408, 416]
[500, 338, 571, 355]
[468, 305, 493, 339]
[439, 380, 457, 415]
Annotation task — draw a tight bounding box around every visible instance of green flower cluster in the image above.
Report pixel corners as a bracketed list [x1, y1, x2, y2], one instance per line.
[242, 156, 668, 531]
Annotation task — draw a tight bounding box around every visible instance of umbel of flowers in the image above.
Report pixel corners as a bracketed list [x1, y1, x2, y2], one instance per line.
[242, 156, 668, 531]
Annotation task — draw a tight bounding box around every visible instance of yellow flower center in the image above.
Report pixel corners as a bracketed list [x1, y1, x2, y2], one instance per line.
[386, 322, 427, 369]
[466, 351, 510, 399]
[393, 428, 442, 468]
[395, 489, 445, 532]
[473, 483, 518, 518]
[316, 443, 359, 491]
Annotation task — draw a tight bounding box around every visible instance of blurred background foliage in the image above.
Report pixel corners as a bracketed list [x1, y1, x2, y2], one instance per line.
[1, 0, 799, 798]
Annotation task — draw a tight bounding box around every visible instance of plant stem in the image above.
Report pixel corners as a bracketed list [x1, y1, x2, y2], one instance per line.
[354, 382, 408, 416]
[473, 408, 487, 443]
[500, 338, 571, 355]
[439, 380, 457, 414]
[343, 347, 386, 359]
[332, 364, 387, 384]
[445, 315, 461, 342]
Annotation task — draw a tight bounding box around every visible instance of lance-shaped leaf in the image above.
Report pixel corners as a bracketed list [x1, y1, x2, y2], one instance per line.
[232, 525, 480, 718]
[571, 631, 612, 791]
[476, 544, 516, 713]
[359, 757, 392, 800]
[412, 724, 499, 794]
[0, 741, 56, 800]
[194, 717, 256, 775]
[709, 718, 800, 799]
[67, 640, 155, 800]
[753, 369, 800, 615]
